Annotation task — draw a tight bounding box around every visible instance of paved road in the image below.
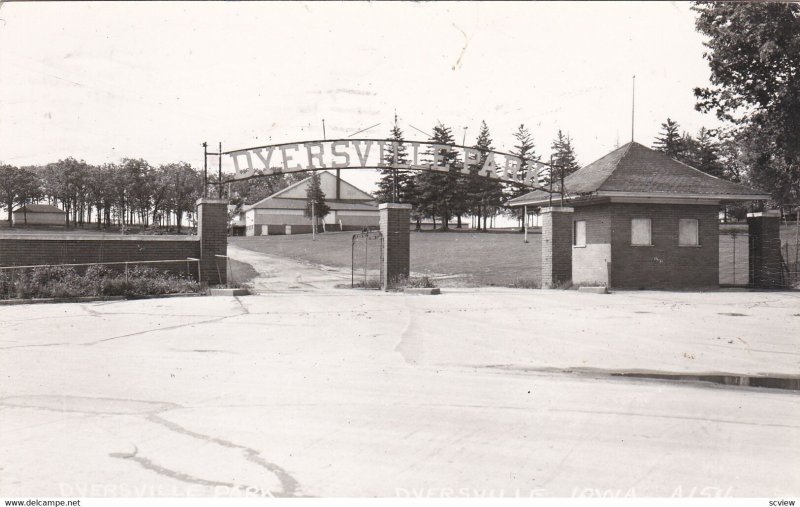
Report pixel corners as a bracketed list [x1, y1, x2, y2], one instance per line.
[1, 287, 798, 498]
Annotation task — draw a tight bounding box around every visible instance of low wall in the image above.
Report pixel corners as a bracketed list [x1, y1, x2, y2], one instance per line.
[0, 234, 202, 278]
[0, 198, 229, 285]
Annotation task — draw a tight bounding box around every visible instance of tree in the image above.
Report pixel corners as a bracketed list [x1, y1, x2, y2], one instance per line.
[681, 127, 724, 178]
[551, 130, 581, 177]
[508, 124, 538, 227]
[375, 115, 417, 205]
[40, 157, 89, 228]
[0, 165, 41, 227]
[415, 123, 461, 230]
[304, 171, 330, 231]
[693, 2, 800, 205]
[652, 118, 685, 159]
[166, 162, 202, 233]
[466, 121, 504, 230]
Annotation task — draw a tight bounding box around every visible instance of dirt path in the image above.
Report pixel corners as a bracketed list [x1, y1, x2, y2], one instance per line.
[227, 244, 351, 292]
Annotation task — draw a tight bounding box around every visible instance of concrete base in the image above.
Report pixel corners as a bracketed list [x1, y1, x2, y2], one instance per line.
[208, 288, 250, 296]
[404, 287, 441, 295]
[578, 286, 609, 294]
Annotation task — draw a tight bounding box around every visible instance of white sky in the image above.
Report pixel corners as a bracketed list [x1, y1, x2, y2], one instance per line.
[0, 1, 720, 192]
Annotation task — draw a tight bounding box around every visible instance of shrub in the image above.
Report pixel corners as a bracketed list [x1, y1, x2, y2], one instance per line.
[509, 278, 541, 289]
[0, 263, 201, 300]
[392, 274, 437, 289]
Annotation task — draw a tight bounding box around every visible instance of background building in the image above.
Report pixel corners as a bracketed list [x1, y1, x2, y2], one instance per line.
[11, 204, 67, 227]
[243, 171, 378, 236]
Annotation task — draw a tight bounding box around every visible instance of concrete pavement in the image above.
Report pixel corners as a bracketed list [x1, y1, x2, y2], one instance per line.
[1, 288, 798, 497]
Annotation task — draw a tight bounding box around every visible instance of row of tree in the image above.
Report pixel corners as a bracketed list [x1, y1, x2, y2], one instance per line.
[372, 117, 580, 230]
[0, 159, 203, 231]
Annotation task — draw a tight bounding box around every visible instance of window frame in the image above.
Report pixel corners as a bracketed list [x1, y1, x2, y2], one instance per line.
[678, 218, 700, 247]
[573, 220, 586, 248]
[630, 217, 652, 246]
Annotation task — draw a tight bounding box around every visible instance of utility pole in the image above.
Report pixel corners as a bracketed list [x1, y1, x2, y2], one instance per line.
[631, 74, 636, 143]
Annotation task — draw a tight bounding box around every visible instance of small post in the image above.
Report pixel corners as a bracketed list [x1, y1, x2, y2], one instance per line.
[217, 142, 223, 199]
[311, 200, 316, 241]
[523, 205, 528, 243]
[364, 230, 368, 286]
[202, 142, 208, 198]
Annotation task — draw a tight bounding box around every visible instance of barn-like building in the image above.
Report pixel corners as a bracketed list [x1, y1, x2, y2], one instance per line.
[243, 171, 379, 236]
[12, 204, 67, 227]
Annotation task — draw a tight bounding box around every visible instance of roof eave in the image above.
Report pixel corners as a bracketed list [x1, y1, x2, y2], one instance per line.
[508, 190, 771, 207]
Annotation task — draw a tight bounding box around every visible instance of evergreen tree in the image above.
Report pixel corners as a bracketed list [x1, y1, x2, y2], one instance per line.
[681, 127, 724, 178]
[304, 171, 330, 232]
[414, 123, 460, 230]
[375, 115, 416, 205]
[508, 124, 537, 227]
[550, 130, 581, 177]
[652, 118, 684, 159]
[466, 121, 504, 230]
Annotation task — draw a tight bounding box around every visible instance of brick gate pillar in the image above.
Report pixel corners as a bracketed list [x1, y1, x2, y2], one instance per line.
[541, 207, 573, 288]
[197, 198, 228, 285]
[747, 210, 783, 288]
[379, 203, 411, 290]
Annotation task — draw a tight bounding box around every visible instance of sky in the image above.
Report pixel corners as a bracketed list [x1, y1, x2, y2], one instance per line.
[0, 1, 722, 192]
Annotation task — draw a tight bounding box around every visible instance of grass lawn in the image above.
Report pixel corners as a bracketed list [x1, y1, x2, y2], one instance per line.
[230, 230, 541, 287]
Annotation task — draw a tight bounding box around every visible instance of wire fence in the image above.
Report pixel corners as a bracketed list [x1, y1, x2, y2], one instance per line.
[781, 238, 800, 288]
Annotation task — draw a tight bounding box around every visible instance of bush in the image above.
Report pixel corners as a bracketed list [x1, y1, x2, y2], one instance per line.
[392, 274, 437, 289]
[509, 278, 541, 289]
[0, 263, 201, 300]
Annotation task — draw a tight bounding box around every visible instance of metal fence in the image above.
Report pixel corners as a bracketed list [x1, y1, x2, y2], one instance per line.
[351, 229, 383, 289]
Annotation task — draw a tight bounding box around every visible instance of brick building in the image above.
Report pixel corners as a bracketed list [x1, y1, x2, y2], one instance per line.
[509, 142, 770, 289]
[243, 171, 378, 236]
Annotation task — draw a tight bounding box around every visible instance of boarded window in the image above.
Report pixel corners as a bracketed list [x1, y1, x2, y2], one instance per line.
[631, 218, 651, 246]
[679, 218, 699, 246]
[573, 220, 586, 247]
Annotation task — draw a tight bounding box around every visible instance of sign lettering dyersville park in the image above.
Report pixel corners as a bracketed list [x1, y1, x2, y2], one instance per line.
[224, 139, 551, 188]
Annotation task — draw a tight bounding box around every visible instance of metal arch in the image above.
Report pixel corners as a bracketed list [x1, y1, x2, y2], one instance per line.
[219, 138, 561, 191]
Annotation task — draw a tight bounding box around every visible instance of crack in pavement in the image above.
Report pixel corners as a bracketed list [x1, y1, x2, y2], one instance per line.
[147, 414, 301, 498]
[109, 444, 267, 495]
[82, 309, 250, 346]
[1, 395, 304, 497]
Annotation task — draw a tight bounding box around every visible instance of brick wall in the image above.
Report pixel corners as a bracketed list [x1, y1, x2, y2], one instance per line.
[0, 197, 230, 286]
[379, 203, 411, 290]
[541, 207, 573, 288]
[0, 235, 200, 277]
[604, 203, 719, 289]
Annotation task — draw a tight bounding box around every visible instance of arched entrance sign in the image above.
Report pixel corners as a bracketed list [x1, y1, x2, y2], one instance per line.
[222, 138, 554, 189]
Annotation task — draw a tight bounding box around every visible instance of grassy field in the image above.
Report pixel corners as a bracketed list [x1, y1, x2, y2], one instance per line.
[230, 230, 542, 287]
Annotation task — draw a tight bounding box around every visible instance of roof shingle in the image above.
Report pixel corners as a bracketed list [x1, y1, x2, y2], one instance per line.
[509, 142, 770, 206]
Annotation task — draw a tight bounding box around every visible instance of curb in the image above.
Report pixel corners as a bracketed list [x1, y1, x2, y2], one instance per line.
[403, 287, 441, 295]
[577, 286, 609, 294]
[0, 293, 204, 306]
[208, 288, 251, 296]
